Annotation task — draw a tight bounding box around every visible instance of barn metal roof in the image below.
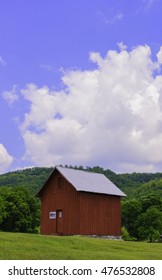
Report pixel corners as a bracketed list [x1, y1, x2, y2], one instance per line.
[56, 166, 126, 197]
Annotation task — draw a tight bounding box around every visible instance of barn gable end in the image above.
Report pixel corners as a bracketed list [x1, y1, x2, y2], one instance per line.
[37, 166, 126, 237]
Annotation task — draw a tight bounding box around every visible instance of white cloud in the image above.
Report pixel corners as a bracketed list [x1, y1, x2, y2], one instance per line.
[0, 56, 6, 66]
[157, 46, 162, 64]
[117, 42, 127, 51]
[2, 85, 19, 106]
[0, 144, 13, 174]
[20, 45, 162, 172]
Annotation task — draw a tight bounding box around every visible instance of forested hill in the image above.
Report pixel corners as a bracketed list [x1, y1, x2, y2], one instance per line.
[0, 167, 53, 196]
[0, 165, 162, 198]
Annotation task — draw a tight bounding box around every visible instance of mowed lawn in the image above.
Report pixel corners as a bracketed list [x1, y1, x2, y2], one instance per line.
[0, 232, 162, 260]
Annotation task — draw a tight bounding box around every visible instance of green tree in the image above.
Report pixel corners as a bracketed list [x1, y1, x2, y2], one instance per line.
[0, 186, 40, 233]
[122, 199, 142, 238]
[136, 207, 162, 242]
[139, 194, 162, 212]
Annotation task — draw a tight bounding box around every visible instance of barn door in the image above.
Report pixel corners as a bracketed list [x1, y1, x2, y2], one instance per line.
[56, 209, 63, 235]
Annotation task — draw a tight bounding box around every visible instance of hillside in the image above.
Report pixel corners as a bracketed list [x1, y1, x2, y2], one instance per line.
[0, 232, 162, 260]
[0, 167, 53, 195]
[0, 165, 162, 198]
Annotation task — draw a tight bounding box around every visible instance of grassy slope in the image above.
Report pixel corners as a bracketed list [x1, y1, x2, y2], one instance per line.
[0, 232, 162, 260]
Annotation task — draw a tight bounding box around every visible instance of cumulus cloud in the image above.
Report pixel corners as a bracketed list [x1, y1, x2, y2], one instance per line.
[20, 44, 162, 172]
[2, 85, 19, 106]
[0, 144, 13, 174]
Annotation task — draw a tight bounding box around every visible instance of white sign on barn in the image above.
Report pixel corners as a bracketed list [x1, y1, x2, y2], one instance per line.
[49, 211, 56, 219]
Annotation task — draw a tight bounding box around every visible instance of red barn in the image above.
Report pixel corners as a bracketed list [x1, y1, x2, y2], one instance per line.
[37, 166, 126, 237]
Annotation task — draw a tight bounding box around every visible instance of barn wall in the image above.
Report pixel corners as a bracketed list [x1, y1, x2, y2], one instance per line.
[40, 170, 80, 235]
[79, 192, 121, 236]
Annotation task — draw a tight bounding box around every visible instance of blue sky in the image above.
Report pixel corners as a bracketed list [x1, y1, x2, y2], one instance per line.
[1, 0, 162, 174]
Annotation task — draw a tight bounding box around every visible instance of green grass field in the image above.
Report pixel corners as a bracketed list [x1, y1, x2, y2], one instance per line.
[0, 232, 161, 260]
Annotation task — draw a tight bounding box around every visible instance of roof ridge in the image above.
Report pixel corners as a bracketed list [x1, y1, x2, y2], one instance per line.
[56, 165, 105, 176]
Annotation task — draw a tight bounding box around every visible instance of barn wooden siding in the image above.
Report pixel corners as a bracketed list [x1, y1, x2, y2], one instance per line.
[40, 170, 79, 235]
[79, 192, 121, 236]
[39, 170, 122, 236]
